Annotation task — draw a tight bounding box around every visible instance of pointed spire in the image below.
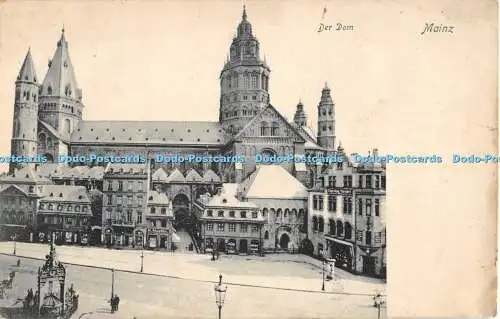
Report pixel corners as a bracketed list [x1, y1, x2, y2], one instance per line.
[17, 48, 38, 83]
[242, 4, 247, 21]
[42, 28, 81, 100]
[324, 81, 329, 90]
[58, 25, 67, 47]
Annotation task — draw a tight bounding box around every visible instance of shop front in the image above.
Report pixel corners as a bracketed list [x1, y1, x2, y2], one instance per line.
[326, 236, 354, 272]
[147, 228, 171, 250]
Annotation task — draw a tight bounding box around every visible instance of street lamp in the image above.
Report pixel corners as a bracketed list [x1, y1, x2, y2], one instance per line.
[140, 249, 144, 273]
[373, 292, 385, 319]
[321, 259, 325, 291]
[214, 273, 227, 319]
[11, 234, 17, 256]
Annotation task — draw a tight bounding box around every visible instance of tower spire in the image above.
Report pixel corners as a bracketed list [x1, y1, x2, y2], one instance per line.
[242, 4, 247, 21]
[17, 49, 38, 83]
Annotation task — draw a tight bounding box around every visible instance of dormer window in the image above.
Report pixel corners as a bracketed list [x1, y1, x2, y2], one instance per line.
[59, 193, 63, 197]
[218, 211, 224, 217]
[49, 193, 53, 197]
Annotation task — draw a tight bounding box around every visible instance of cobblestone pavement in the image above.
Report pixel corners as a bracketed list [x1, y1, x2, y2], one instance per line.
[0, 243, 387, 319]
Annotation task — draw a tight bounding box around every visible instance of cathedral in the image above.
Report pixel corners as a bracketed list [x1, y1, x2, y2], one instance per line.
[10, 6, 336, 187]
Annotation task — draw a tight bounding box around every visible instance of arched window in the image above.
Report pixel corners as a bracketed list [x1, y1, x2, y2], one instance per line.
[312, 216, 318, 231]
[271, 122, 279, 136]
[344, 222, 352, 239]
[47, 86, 52, 95]
[318, 217, 324, 233]
[251, 74, 258, 88]
[276, 208, 282, 218]
[260, 121, 269, 136]
[329, 219, 335, 235]
[336, 220, 343, 236]
[244, 73, 250, 88]
[264, 231, 269, 240]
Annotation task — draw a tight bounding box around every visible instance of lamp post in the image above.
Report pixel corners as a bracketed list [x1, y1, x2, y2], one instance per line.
[373, 292, 385, 319]
[140, 249, 144, 273]
[11, 234, 17, 256]
[110, 268, 115, 301]
[321, 258, 325, 291]
[214, 273, 227, 319]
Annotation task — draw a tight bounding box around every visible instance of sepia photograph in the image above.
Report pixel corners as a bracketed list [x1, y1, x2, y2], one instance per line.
[0, 0, 496, 318]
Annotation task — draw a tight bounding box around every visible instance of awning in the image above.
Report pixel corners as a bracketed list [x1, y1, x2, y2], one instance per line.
[91, 226, 102, 231]
[325, 236, 354, 248]
[172, 233, 180, 243]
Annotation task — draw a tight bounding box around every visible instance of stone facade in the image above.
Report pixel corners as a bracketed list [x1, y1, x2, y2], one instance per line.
[9, 7, 336, 189]
[307, 147, 387, 278]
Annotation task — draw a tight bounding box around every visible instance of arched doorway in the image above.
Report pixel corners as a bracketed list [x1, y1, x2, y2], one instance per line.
[173, 193, 191, 229]
[279, 233, 290, 249]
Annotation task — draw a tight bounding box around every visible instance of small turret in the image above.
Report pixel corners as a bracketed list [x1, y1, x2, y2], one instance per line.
[316, 82, 335, 151]
[293, 99, 307, 127]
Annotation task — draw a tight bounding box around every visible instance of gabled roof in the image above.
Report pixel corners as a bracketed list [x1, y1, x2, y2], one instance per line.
[0, 166, 51, 184]
[166, 168, 185, 183]
[17, 49, 38, 83]
[0, 184, 29, 197]
[40, 185, 90, 203]
[232, 104, 306, 143]
[70, 120, 229, 145]
[198, 183, 257, 209]
[202, 169, 221, 183]
[185, 169, 203, 182]
[152, 167, 168, 182]
[36, 163, 69, 179]
[241, 165, 308, 199]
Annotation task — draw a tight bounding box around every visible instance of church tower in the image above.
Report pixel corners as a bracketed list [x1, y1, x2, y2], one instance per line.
[219, 6, 271, 135]
[38, 28, 84, 145]
[316, 83, 335, 150]
[10, 49, 40, 173]
[293, 100, 307, 127]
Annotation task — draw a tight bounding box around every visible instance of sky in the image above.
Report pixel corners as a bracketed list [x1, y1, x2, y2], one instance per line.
[0, 0, 495, 161]
[0, 1, 497, 314]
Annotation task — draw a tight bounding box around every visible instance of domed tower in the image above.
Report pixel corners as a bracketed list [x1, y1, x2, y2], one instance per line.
[316, 83, 335, 150]
[38, 28, 84, 141]
[219, 6, 271, 135]
[293, 100, 307, 127]
[10, 49, 40, 173]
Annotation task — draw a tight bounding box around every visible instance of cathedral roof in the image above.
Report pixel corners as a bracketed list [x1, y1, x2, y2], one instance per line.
[17, 49, 38, 83]
[70, 121, 228, 146]
[41, 28, 82, 101]
[165, 168, 185, 183]
[39, 120, 70, 143]
[241, 165, 308, 199]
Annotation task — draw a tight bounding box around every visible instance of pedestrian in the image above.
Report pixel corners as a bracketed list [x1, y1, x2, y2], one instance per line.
[110, 297, 115, 313]
[115, 295, 120, 311]
[16, 259, 20, 267]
